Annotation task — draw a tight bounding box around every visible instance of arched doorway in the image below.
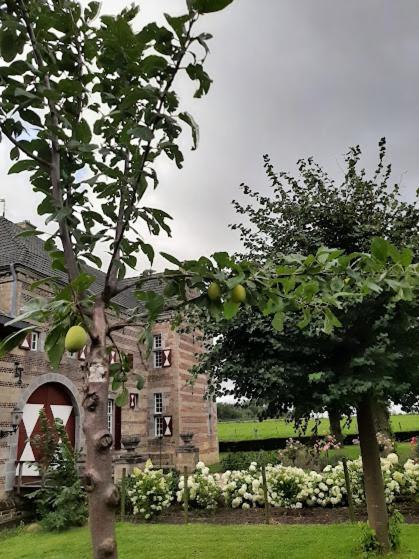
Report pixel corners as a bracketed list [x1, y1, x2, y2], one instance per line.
[16, 382, 76, 480]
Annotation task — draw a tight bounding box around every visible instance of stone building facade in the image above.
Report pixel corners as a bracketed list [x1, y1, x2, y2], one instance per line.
[0, 217, 218, 502]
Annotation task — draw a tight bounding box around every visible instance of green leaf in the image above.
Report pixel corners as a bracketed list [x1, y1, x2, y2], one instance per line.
[323, 308, 342, 334]
[70, 272, 95, 293]
[223, 300, 240, 320]
[399, 247, 413, 267]
[0, 327, 33, 358]
[179, 111, 199, 150]
[57, 78, 84, 96]
[186, 64, 212, 98]
[212, 251, 232, 269]
[297, 308, 311, 329]
[0, 29, 20, 62]
[129, 126, 154, 142]
[308, 372, 325, 384]
[371, 237, 389, 263]
[164, 13, 190, 41]
[20, 109, 42, 128]
[74, 119, 92, 143]
[86, 1, 101, 20]
[160, 252, 181, 267]
[136, 375, 145, 391]
[45, 326, 67, 369]
[8, 159, 38, 174]
[15, 228, 42, 238]
[190, 0, 234, 14]
[115, 388, 129, 407]
[272, 311, 285, 332]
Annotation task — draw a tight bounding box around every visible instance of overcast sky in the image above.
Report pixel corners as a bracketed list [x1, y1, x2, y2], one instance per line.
[1, 0, 419, 270]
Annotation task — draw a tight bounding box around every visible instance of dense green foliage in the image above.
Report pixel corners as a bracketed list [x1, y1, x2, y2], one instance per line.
[194, 142, 419, 421]
[29, 413, 87, 531]
[217, 402, 262, 421]
[2, 523, 419, 559]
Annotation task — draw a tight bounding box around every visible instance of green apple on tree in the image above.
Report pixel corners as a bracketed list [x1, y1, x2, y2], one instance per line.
[231, 284, 246, 303]
[64, 325, 88, 353]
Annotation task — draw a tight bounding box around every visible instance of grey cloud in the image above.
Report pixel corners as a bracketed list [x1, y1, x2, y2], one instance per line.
[1, 0, 418, 270]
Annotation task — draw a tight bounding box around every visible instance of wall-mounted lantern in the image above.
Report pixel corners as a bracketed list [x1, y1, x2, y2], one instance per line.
[0, 406, 23, 439]
[13, 361, 24, 385]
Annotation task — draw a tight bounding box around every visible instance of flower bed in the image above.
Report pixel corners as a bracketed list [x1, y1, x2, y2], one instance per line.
[127, 455, 419, 518]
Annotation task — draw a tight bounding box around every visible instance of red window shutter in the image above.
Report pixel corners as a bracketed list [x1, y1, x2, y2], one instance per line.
[162, 349, 172, 368]
[109, 350, 117, 364]
[114, 405, 122, 451]
[163, 416, 173, 436]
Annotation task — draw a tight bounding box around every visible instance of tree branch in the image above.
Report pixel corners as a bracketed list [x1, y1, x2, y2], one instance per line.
[103, 18, 197, 299]
[17, 0, 79, 283]
[0, 121, 51, 167]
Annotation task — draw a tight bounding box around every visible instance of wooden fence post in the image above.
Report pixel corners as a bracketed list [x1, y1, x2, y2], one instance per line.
[183, 466, 189, 524]
[261, 464, 270, 525]
[120, 467, 127, 521]
[342, 457, 355, 523]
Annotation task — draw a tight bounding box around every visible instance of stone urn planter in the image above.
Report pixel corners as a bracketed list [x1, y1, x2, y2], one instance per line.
[121, 434, 140, 452]
[180, 432, 194, 446]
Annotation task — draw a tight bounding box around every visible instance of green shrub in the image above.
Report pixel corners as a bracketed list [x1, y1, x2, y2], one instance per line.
[29, 412, 87, 531]
[221, 450, 279, 471]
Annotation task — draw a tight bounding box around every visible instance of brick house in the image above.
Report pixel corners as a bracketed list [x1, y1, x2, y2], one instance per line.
[0, 217, 218, 503]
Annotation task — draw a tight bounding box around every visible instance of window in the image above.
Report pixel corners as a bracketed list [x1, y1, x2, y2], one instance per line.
[154, 416, 164, 437]
[153, 334, 163, 368]
[30, 332, 39, 351]
[154, 393, 163, 414]
[153, 334, 162, 349]
[153, 350, 163, 369]
[107, 399, 114, 435]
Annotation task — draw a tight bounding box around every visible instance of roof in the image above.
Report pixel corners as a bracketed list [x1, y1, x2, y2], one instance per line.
[0, 217, 165, 310]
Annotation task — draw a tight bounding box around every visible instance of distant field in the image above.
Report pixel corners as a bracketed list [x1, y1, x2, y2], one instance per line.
[218, 414, 419, 442]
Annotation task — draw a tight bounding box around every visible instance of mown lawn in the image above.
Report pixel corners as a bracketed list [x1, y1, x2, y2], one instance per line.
[2, 523, 419, 559]
[218, 414, 419, 442]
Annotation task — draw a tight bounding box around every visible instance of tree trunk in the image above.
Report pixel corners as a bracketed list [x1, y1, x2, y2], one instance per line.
[357, 395, 390, 553]
[327, 407, 343, 442]
[83, 299, 118, 559]
[372, 399, 392, 438]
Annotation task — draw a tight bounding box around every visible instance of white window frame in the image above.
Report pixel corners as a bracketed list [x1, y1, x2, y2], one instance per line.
[153, 350, 163, 369]
[154, 416, 164, 437]
[153, 334, 163, 369]
[154, 393, 163, 415]
[107, 399, 114, 436]
[30, 331, 39, 351]
[153, 334, 162, 350]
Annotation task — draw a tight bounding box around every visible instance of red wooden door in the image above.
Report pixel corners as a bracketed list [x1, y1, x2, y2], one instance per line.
[16, 382, 76, 479]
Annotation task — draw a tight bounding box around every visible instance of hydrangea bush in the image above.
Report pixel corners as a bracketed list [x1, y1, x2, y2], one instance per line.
[127, 455, 419, 516]
[127, 460, 174, 520]
[177, 461, 221, 510]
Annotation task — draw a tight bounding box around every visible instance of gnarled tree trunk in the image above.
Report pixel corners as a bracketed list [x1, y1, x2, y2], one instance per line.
[357, 395, 390, 553]
[327, 407, 343, 442]
[83, 299, 119, 559]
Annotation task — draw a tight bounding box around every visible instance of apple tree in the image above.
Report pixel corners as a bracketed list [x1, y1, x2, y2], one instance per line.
[0, 0, 234, 557]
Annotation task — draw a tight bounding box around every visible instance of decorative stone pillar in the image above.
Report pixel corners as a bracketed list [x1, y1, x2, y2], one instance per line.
[113, 435, 144, 481]
[175, 433, 199, 473]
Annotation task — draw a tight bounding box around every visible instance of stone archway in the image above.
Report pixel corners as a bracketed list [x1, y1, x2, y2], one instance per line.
[5, 374, 84, 493]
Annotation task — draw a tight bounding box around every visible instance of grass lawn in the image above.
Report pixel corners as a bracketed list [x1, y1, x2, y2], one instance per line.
[2, 523, 419, 559]
[218, 414, 419, 442]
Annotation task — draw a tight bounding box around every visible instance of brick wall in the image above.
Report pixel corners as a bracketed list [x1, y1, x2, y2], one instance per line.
[0, 267, 218, 499]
